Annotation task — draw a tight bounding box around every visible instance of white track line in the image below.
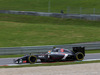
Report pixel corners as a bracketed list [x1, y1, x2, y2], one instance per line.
[83, 59, 100, 61]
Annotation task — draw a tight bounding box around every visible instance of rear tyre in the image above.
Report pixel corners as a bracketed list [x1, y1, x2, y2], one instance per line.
[75, 52, 84, 61]
[28, 55, 37, 64]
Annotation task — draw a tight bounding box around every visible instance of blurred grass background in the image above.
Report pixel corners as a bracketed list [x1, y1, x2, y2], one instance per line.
[0, 14, 100, 47]
[0, 0, 100, 14]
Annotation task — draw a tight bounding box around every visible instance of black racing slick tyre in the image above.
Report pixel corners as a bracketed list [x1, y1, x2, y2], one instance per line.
[75, 52, 84, 61]
[28, 55, 37, 64]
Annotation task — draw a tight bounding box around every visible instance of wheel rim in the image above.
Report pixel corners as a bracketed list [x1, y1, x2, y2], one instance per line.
[28, 55, 37, 64]
[76, 52, 84, 61]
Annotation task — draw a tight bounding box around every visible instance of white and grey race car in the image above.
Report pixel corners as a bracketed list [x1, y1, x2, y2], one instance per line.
[14, 46, 85, 64]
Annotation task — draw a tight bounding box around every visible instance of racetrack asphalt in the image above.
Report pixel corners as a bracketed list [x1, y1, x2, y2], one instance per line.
[0, 53, 100, 66]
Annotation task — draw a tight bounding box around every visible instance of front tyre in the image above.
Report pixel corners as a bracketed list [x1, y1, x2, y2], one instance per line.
[28, 55, 37, 64]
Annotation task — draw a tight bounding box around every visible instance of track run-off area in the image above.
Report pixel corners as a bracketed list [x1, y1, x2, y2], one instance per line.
[0, 53, 100, 66]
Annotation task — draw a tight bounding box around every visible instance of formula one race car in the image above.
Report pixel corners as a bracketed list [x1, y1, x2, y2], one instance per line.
[14, 46, 85, 64]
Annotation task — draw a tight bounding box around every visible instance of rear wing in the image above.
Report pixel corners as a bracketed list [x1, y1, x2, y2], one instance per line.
[73, 46, 85, 56]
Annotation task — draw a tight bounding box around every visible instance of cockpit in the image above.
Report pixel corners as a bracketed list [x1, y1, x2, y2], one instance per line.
[52, 48, 71, 53]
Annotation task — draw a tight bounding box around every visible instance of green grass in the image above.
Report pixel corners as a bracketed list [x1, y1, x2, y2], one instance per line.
[0, 60, 100, 68]
[86, 50, 100, 54]
[0, 55, 24, 58]
[0, 0, 100, 14]
[0, 14, 100, 47]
